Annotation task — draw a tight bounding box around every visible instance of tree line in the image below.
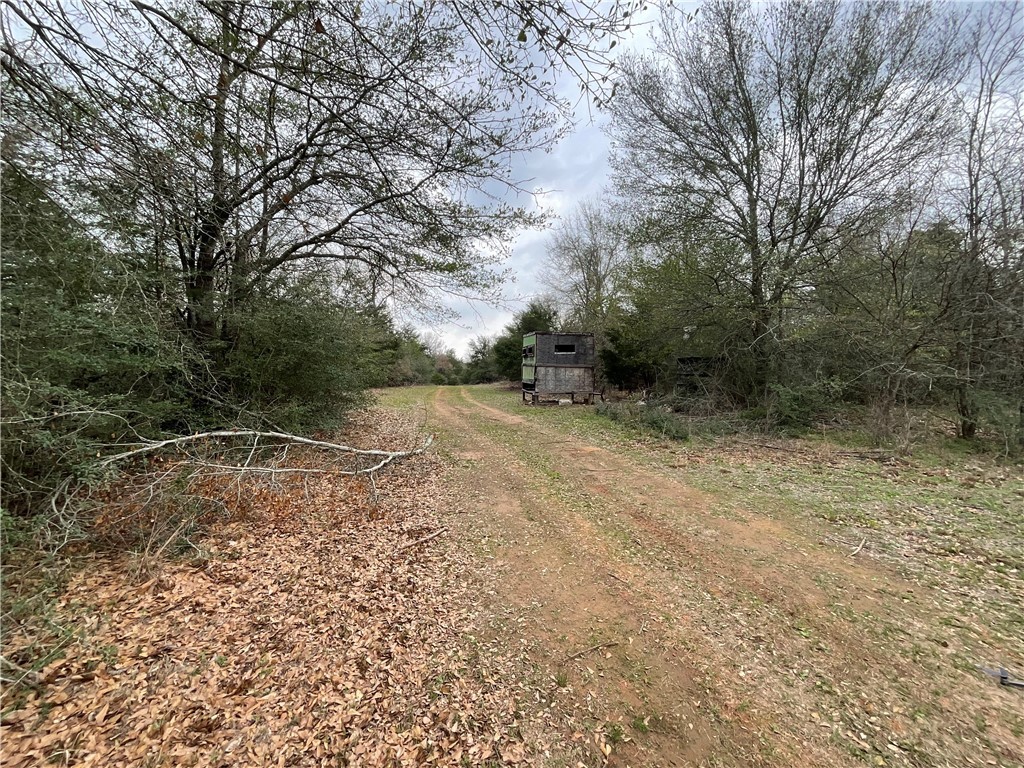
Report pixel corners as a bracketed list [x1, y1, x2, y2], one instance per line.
[0, 0, 638, 524]
[2, 0, 1021, 530]
[534, 0, 1022, 447]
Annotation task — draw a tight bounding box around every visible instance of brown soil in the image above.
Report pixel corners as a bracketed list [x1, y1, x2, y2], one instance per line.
[4, 388, 1019, 768]
[427, 386, 1023, 768]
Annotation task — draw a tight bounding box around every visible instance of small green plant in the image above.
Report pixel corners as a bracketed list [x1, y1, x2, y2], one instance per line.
[554, 670, 569, 688]
[605, 722, 626, 744]
[99, 644, 119, 665]
[631, 715, 651, 733]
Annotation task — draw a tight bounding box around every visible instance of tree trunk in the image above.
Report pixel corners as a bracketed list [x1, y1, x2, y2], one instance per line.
[186, 4, 235, 346]
[186, 270, 218, 341]
[955, 382, 977, 439]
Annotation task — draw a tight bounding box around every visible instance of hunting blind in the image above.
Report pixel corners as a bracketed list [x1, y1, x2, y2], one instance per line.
[521, 332, 597, 405]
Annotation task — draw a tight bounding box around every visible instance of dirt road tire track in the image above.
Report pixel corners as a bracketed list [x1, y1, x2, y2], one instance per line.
[428, 391, 733, 768]
[422, 386, 1022, 768]
[429, 388, 798, 767]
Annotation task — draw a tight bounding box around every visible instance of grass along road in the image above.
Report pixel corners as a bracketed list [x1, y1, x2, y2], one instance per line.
[381, 384, 1024, 768]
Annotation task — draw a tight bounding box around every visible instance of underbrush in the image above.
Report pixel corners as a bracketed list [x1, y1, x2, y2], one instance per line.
[596, 400, 696, 440]
[594, 394, 1022, 461]
[0, 509, 85, 706]
[0, 431, 394, 705]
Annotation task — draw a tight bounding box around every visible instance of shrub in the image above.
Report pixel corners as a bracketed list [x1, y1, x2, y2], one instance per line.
[595, 400, 691, 441]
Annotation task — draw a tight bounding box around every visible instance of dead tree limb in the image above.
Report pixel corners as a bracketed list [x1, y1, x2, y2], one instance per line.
[563, 641, 619, 663]
[733, 439, 804, 454]
[99, 430, 434, 467]
[41, 431, 434, 553]
[394, 527, 448, 554]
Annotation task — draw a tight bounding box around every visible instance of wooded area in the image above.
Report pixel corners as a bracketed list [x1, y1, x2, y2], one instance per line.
[2, 2, 1022, 765]
[0, 0, 633, 532]
[2, 0, 1020, 530]
[3, 0, 1021, 549]
[538, 1, 1023, 446]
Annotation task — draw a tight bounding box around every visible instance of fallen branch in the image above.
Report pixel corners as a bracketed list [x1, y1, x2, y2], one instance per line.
[100, 430, 434, 467]
[733, 439, 896, 462]
[42, 431, 434, 553]
[195, 463, 335, 475]
[394, 527, 448, 554]
[733, 439, 804, 454]
[833, 449, 897, 462]
[824, 535, 868, 557]
[0, 655, 43, 687]
[563, 641, 619, 663]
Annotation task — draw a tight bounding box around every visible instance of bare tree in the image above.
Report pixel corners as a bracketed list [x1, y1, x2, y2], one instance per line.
[608, 0, 962, 398]
[541, 195, 628, 333]
[941, 1, 1024, 438]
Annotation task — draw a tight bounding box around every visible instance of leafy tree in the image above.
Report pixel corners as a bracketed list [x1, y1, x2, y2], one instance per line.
[600, 232, 754, 395]
[493, 300, 560, 381]
[2, 0, 638, 414]
[5, 3, 525, 340]
[463, 336, 501, 384]
[385, 328, 437, 387]
[600, 324, 661, 393]
[222, 274, 393, 428]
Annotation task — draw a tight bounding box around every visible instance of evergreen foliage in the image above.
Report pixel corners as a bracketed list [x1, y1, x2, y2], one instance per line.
[492, 300, 560, 381]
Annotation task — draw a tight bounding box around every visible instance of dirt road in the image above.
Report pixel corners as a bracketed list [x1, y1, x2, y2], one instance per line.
[4, 387, 1019, 767]
[415, 386, 1023, 768]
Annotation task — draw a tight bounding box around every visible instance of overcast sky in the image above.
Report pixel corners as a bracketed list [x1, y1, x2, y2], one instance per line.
[415, 119, 612, 357]
[414, 5, 679, 358]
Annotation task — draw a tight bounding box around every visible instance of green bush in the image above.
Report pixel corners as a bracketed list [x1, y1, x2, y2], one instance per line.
[222, 282, 388, 430]
[762, 380, 845, 431]
[1, 161, 196, 518]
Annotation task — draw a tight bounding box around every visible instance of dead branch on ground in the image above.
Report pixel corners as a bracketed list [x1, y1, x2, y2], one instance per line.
[563, 641, 619, 663]
[42, 428, 434, 553]
[394, 528, 448, 554]
[100, 430, 433, 468]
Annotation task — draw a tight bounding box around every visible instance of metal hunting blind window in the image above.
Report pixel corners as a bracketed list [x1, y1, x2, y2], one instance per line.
[554, 344, 576, 354]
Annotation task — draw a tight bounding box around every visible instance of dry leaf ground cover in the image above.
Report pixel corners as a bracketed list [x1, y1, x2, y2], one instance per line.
[385, 385, 1023, 768]
[4, 388, 1023, 768]
[1, 409, 580, 767]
